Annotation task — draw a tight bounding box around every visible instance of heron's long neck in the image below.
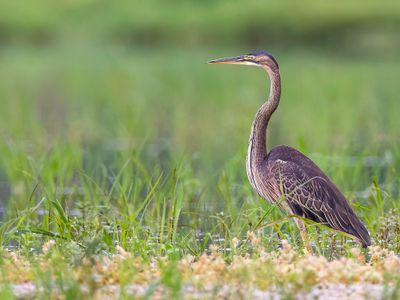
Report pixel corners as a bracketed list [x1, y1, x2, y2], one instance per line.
[247, 68, 281, 171]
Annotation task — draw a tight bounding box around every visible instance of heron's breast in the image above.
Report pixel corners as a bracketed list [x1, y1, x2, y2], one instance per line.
[246, 159, 281, 203]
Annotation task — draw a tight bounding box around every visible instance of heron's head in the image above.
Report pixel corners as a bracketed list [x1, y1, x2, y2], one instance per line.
[208, 50, 278, 70]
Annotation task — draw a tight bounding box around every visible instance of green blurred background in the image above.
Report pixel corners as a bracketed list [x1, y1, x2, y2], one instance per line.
[0, 0, 399, 217]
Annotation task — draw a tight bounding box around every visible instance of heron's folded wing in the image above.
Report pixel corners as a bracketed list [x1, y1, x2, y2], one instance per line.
[271, 160, 369, 245]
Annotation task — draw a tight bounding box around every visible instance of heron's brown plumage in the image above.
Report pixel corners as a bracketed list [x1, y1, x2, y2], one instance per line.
[267, 146, 371, 247]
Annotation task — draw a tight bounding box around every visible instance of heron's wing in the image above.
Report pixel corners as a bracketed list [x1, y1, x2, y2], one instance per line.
[271, 159, 370, 246]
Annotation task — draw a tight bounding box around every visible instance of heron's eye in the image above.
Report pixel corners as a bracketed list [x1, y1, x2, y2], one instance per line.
[245, 55, 256, 61]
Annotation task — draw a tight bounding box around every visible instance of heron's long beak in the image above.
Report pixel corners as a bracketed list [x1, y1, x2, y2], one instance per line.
[208, 55, 255, 66]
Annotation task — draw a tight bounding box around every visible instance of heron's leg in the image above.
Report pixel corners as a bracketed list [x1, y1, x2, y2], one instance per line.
[294, 218, 313, 254]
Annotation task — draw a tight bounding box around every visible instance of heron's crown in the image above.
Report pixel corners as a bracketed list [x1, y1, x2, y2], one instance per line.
[248, 50, 278, 66]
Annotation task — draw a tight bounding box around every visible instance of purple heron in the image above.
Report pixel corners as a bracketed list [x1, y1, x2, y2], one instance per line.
[209, 51, 370, 248]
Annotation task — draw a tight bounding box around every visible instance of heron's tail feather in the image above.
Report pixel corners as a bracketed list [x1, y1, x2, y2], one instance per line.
[349, 216, 371, 248]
